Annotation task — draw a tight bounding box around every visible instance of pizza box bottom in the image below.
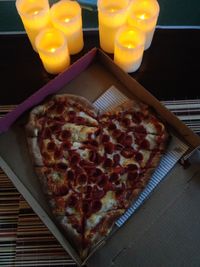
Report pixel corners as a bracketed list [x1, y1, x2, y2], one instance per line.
[0, 48, 200, 266]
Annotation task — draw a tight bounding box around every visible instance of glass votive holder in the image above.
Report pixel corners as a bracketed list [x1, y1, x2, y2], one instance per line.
[127, 0, 160, 50]
[114, 25, 145, 73]
[50, 0, 84, 55]
[16, 0, 51, 52]
[35, 28, 70, 75]
[97, 0, 131, 54]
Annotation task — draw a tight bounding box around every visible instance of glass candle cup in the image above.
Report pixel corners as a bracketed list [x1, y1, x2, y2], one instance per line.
[114, 25, 145, 73]
[16, 0, 51, 52]
[98, 0, 131, 54]
[35, 28, 70, 74]
[50, 0, 84, 55]
[127, 0, 160, 50]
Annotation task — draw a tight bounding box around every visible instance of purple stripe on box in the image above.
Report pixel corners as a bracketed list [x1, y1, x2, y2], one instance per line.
[0, 48, 97, 134]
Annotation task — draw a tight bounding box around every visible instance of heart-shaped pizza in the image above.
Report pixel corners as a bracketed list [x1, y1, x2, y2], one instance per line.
[25, 94, 169, 259]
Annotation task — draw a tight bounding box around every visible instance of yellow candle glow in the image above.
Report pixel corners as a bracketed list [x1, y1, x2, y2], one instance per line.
[16, 0, 51, 52]
[114, 26, 145, 73]
[127, 0, 160, 50]
[35, 28, 70, 74]
[98, 0, 131, 54]
[50, 0, 84, 55]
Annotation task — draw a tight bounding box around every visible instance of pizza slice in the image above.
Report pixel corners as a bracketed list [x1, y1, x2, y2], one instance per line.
[25, 94, 170, 260]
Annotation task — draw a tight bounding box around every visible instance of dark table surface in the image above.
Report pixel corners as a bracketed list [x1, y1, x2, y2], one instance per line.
[0, 29, 200, 105]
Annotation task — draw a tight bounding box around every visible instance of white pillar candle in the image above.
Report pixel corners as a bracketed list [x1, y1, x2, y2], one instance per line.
[127, 0, 160, 50]
[98, 0, 131, 54]
[35, 28, 70, 74]
[50, 0, 84, 55]
[114, 25, 145, 73]
[16, 0, 51, 52]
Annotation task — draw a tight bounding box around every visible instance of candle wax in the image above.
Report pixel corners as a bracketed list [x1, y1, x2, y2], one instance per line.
[135, 10, 152, 20]
[98, 0, 130, 53]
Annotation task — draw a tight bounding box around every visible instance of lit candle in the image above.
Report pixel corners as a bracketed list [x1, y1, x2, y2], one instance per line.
[98, 0, 131, 54]
[50, 0, 84, 55]
[16, 0, 51, 52]
[35, 28, 70, 74]
[114, 26, 145, 73]
[127, 0, 160, 50]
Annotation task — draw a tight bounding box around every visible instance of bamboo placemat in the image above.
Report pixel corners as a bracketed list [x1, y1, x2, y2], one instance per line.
[0, 100, 200, 266]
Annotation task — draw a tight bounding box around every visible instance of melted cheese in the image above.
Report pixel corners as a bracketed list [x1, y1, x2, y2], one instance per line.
[86, 213, 102, 229]
[101, 191, 117, 212]
[78, 111, 98, 125]
[62, 123, 97, 142]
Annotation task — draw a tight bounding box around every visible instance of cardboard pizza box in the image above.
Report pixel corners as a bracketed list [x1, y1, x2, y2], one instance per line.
[0, 48, 200, 266]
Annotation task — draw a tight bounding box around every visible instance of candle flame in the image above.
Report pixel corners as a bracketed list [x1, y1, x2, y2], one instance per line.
[135, 11, 151, 20]
[50, 48, 56, 53]
[139, 14, 146, 20]
[33, 10, 39, 15]
[64, 17, 70, 23]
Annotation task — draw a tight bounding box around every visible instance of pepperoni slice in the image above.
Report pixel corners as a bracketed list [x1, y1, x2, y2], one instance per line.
[61, 141, 71, 150]
[134, 125, 147, 134]
[67, 170, 75, 181]
[115, 143, 124, 151]
[109, 173, 119, 182]
[68, 110, 76, 117]
[127, 164, 138, 171]
[92, 186, 105, 199]
[112, 129, 122, 138]
[93, 168, 103, 177]
[74, 166, 83, 175]
[89, 150, 96, 162]
[50, 123, 62, 134]
[122, 117, 131, 127]
[103, 158, 113, 168]
[122, 135, 133, 147]
[77, 173, 87, 184]
[56, 162, 68, 170]
[135, 152, 143, 161]
[47, 141, 56, 151]
[82, 200, 90, 213]
[108, 122, 117, 130]
[140, 139, 150, 150]
[127, 171, 138, 181]
[113, 154, 120, 165]
[54, 148, 63, 159]
[68, 195, 77, 207]
[61, 129, 71, 139]
[74, 116, 85, 125]
[101, 134, 110, 143]
[97, 175, 108, 187]
[70, 154, 80, 165]
[58, 185, 69, 196]
[113, 166, 124, 174]
[117, 132, 126, 144]
[121, 147, 135, 158]
[91, 200, 102, 212]
[104, 142, 115, 154]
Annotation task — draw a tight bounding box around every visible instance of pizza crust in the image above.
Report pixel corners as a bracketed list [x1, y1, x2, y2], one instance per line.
[26, 137, 43, 166]
[25, 93, 170, 260]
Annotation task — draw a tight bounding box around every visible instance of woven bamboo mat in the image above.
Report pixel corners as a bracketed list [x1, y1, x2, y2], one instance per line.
[0, 101, 200, 267]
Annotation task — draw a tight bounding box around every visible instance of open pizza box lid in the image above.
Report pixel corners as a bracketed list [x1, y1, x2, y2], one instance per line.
[0, 48, 200, 266]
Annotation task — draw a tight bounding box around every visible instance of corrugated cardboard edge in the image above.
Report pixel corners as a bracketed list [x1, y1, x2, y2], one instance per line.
[0, 156, 82, 267]
[96, 49, 200, 155]
[0, 48, 97, 133]
[0, 47, 200, 265]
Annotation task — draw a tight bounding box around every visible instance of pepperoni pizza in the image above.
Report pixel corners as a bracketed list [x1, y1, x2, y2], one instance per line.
[25, 94, 169, 259]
